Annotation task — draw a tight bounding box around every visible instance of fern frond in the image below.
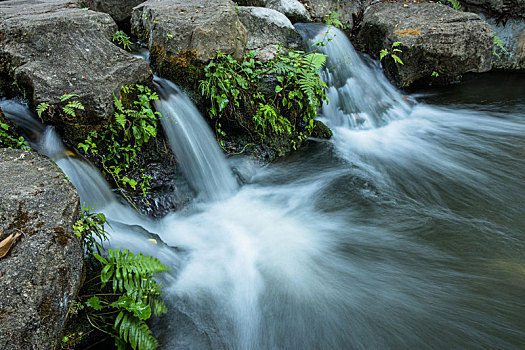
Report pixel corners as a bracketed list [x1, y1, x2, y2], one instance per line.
[115, 113, 127, 130]
[36, 102, 49, 118]
[63, 105, 77, 117]
[114, 311, 158, 350]
[67, 100, 85, 110]
[304, 53, 326, 70]
[60, 93, 80, 102]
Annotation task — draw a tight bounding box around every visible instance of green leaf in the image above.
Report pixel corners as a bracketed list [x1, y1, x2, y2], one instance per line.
[379, 49, 388, 61]
[391, 54, 404, 65]
[86, 296, 104, 311]
[60, 93, 80, 102]
[36, 103, 50, 118]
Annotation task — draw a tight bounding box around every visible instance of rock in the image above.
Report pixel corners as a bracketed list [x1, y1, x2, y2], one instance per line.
[481, 14, 525, 70]
[266, 0, 312, 23]
[131, 0, 246, 64]
[79, 0, 145, 26]
[310, 119, 332, 139]
[0, 0, 152, 142]
[235, 0, 268, 6]
[462, 0, 525, 19]
[238, 6, 301, 49]
[357, 1, 493, 87]
[305, 0, 369, 29]
[0, 149, 82, 350]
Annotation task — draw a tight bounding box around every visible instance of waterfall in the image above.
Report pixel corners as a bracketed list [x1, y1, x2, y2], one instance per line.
[2, 33, 524, 349]
[0, 100, 116, 207]
[295, 23, 411, 129]
[153, 78, 238, 202]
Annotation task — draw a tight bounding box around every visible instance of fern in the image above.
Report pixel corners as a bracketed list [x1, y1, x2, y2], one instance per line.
[112, 30, 133, 51]
[36, 102, 49, 118]
[95, 249, 168, 296]
[60, 93, 80, 102]
[114, 311, 158, 350]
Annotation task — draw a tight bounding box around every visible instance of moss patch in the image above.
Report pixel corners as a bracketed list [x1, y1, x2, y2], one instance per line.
[150, 44, 205, 90]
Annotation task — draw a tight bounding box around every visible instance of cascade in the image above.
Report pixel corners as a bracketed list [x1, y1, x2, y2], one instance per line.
[1, 28, 524, 349]
[153, 78, 238, 202]
[295, 23, 411, 129]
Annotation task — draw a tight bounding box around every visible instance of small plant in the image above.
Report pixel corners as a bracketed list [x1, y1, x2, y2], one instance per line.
[0, 121, 31, 150]
[380, 42, 404, 65]
[37, 93, 85, 119]
[78, 85, 160, 198]
[112, 31, 133, 51]
[493, 35, 508, 58]
[73, 204, 109, 255]
[324, 10, 346, 30]
[73, 205, 168, 350]
[439, 0, 462, 10]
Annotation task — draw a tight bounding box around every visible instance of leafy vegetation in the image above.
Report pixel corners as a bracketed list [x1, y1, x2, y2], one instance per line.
[324, 10, 346, 30]
[112, 31, 133, 51]
[380, 42, 404, 65]
[0, 121, 30, 150]
[73, 204, 109, 255]
[37, 93, 85, 120]
[439, 0, 462, 10]
[67, 205, 168, 350]
[77, 85, 160, 198]
[199, 48, 327, 150]
[493, 35, 508, 58]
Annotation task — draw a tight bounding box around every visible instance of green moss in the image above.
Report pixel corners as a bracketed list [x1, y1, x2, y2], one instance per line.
[150, 44, 205, 89]
[311, 120, 333, 139]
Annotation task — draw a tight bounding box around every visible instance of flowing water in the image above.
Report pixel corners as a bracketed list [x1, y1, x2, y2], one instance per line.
[2, 24, 524, 349]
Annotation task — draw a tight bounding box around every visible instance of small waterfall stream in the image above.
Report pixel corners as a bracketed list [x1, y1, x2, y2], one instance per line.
[153, 78, 238, 202]
[2, 24, 524, 349]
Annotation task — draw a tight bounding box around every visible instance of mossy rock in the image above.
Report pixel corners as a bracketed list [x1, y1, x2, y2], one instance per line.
[311, 120, 332, 139]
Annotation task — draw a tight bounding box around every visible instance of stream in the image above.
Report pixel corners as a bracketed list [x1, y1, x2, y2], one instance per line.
[2, 24, 524, 349]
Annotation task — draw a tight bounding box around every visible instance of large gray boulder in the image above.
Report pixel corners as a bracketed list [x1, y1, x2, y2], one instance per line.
[357, 1, 493, 87]
[267, 0, 311, 23]
[0, 0, 152, 141]
[238, 0, 368, 28]
[238, 6, 301, 49]
[80, 0, 145, 25]
[131, 0, 247, 64]
[236, 0, 311, 23]
[0, 148, 83, 350]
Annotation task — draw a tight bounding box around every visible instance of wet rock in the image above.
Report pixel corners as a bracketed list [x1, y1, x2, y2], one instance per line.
[131, 0, 247, 64]
[357, 1, 493, 87]
[237, 0, 311, 23]
[305, 0, 370, 30]
[79, 0, 145, 26]
[481, 14, 525, 70]
[266, 0, 312, 23]
[238, 6, 301, 49]
[462, 0, 525, 19]
[460, 0, 525, 71]
[310, 120, 333, 139]
[0, 148, 82, 350]
[0, 0, 152, 142]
